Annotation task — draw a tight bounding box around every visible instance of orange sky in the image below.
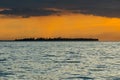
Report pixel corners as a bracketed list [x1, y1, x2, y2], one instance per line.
[0, 14, 120, 41]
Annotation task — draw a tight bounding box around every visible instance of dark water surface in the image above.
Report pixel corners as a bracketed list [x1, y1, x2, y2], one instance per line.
[0, 42, 120, 80]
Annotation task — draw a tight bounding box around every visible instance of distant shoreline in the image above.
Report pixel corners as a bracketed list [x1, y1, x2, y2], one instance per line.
[0, 41, 99, 42]
[0, 37, 99, 42]
[14, 37, 99, 41]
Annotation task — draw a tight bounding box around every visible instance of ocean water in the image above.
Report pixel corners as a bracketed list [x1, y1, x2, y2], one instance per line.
[0, 42, 120, 80]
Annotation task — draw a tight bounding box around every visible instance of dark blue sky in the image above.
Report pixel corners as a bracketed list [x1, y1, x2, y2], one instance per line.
[0, 0, 120, 17]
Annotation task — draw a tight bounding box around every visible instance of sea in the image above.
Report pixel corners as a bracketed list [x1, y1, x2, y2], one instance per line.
[0, 42, 120, 80]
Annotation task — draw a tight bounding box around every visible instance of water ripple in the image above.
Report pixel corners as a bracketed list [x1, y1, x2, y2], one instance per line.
[0, 42, 120, 80]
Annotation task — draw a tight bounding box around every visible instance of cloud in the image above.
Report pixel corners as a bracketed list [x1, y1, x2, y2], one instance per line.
[0, 8, 61, 18]
[0, 0, 120, 18]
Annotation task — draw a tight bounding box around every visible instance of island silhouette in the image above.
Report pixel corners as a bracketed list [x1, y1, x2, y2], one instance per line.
[15, 37, 99, 41]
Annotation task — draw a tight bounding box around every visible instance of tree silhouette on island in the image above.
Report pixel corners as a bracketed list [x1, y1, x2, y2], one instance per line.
[15, 37, 99, 41]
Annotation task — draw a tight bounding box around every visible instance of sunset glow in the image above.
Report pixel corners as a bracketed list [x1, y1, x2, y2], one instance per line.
[0, 14, 120, 41]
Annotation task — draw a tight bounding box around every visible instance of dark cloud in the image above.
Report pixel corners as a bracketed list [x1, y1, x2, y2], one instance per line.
[0, 8, 61, 18]
[0, 0, 120, 18]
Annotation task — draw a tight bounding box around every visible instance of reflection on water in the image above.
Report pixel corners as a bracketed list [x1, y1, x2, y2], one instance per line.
[0, 42, 120, 80]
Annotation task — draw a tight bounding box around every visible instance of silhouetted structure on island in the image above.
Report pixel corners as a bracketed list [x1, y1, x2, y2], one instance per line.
[15, 37, 99, 41]
[15, 38, 35, 41]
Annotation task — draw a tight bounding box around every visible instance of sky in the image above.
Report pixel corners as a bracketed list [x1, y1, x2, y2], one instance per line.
[0, 0, 120, 41]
